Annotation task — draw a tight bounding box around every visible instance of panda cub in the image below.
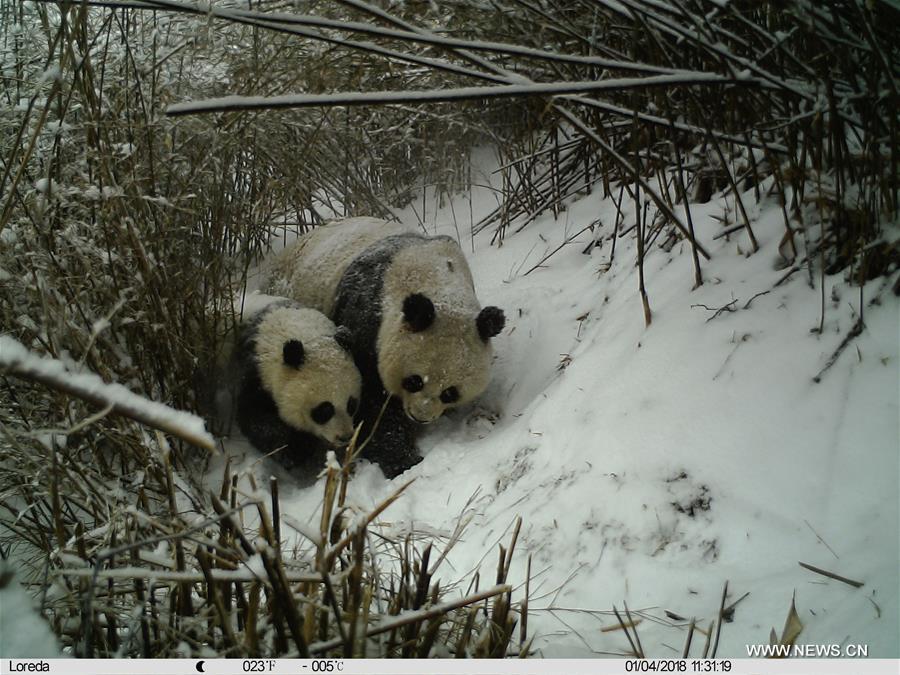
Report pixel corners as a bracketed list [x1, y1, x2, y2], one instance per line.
[234, 300, 361, 482]
[267, 217, 505, 478]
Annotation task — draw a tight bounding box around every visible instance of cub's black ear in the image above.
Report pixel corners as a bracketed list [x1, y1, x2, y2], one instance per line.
[476, 306, 505, 341]
[333, 326, 354, 353]
[402, 293, 435, 332]
[282, 339, 305, 368]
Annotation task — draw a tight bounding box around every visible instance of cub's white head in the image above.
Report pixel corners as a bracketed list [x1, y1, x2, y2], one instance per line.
[255, 305, 361, 445]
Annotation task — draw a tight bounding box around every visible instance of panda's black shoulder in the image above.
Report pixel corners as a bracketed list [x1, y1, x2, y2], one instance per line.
[361, 232, 427, 262]
[330, 233, 424, 377]
[333, 234, 420, 316]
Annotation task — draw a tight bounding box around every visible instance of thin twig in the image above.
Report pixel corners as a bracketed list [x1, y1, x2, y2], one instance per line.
[798, 562, 864, 588]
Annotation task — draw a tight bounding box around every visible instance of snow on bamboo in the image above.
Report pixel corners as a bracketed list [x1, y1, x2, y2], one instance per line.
[0, 336, 214, 451]
[166, 72, 762, 116]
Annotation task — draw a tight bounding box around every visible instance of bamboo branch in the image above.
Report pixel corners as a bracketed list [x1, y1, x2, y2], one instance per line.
[166, 73, 757, 116]
[308, 584, 511, 654]
[0, 336, 214, 451]
[798, 561, 864, 588]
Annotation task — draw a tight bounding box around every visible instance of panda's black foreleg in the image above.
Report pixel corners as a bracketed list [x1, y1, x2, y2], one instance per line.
[238, 407, 332, 482]
[236, 377, 331, 480]
[236, 373, 291, 449]
[282, 429, 333, 485]
[357, 389, 423, 479]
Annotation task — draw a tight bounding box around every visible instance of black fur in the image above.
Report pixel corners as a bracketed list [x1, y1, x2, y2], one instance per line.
[234, 364, 335, 484]
[440, 386, 459, 404]
[402, 374, 424, 392]
[330, 231, 499, 477]
[358, 385, 423, 478]
[282, 339, 305, 368]
[331, 233, 435, 473]
[476, 306, 506, 341]
[311, 401, 335, 425]
[332, 233, 425, 381]
[402, 293, 435, 332]
[334, 325, 354, 352]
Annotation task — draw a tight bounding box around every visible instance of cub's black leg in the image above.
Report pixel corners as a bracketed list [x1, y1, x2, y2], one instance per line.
[235, 374, 331, 482]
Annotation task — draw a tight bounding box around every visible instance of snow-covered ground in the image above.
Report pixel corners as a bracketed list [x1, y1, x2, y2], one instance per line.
[224, 150, 899, 658]
[0, 561, 62, 658]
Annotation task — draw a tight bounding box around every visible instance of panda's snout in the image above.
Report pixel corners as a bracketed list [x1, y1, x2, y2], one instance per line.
[405, 399, 442, 424]
[336, 432, 353, 445]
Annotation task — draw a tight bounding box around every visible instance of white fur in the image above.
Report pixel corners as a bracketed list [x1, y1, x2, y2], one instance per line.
[267, 217, 412, 315]
[254, 305, 361, 445]
[377, 239, 492, 423]
[266, 218, 497, 424]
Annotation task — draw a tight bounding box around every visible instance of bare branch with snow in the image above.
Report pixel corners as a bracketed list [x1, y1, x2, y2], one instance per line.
[0, 336, 214, 451]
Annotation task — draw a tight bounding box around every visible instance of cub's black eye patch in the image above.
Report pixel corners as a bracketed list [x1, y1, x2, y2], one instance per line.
[347, 396, 358, 416]
[440, 386, 460, 404]
[311, 401, 335, 425]
[402, 375, 424, 393]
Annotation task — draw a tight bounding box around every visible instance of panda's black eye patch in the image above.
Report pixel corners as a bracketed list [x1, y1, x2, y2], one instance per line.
[440, 386, 459, 404]
[347, 396, 358, 416]
[311, 401, 335, 424]
[402, 375, 424, 393]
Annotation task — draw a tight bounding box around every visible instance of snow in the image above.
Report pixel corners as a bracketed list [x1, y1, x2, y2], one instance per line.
[39, 65, 61, 84]
[0, 335, 215, 451]
[0, 562, 62, 658]
[33, 177, 58, 194]
[218, 153, 899, 658]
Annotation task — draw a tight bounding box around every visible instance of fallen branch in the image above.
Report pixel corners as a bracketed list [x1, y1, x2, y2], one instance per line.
[523, 223, 596, 276]
[742, 290, 771, 310]
[308, 583, 511, 654]
[56, 566, 328, 584]
[812, 318, 865, 383]
[0, 336, 214, 451]
[798, 561, 864, 588]
[712, 223, 747, 240]
[691, 299, 738, 321]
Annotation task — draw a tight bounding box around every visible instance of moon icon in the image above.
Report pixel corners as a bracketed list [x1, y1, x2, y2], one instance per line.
[196, 661, 206, 673]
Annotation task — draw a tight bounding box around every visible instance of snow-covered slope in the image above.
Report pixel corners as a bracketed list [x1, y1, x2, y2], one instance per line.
[0, 562, 62, 658]
[224, 154, 899, 658]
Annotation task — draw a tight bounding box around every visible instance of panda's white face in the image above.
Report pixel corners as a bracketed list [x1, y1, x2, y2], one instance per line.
[380, 323, 494, 423]
[255, 306, 361, 446]
[376, 240, 505, 424]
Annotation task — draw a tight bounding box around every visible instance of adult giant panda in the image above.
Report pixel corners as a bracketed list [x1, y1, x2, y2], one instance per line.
[267, 218, 505, 478]
[233, 300, 362, 483]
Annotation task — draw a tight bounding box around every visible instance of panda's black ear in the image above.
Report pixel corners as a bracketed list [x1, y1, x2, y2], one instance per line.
[402, 293, 435, 332]
[282, 339, 305, 369]
[333, 326, 354, 353]
[476, 306, 505, 341]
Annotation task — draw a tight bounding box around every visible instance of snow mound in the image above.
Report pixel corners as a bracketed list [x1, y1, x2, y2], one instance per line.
[0, 562, 62, 658]
[218, 162, 898, 657]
